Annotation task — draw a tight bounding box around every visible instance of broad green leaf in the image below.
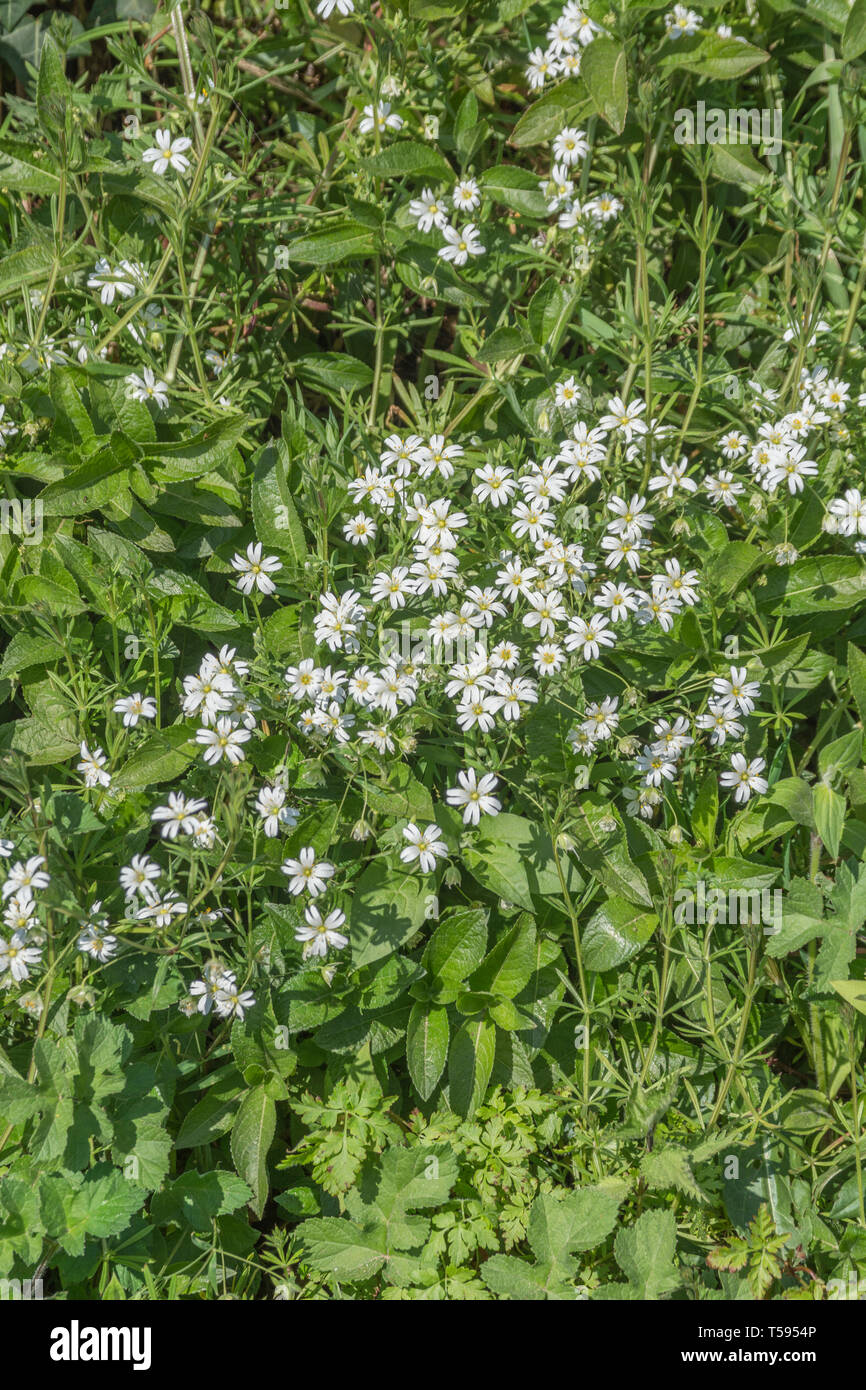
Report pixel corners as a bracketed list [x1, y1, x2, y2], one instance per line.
[230, 1085, 276, 1219]
[251, 440, 308, 569]
[150, 1171, 253, 1230]
[843, 0, 866, 56]
[478, 164, 548, 217]
[813, 783, 845, 859]
[423, 906, 488, 983]
[614, 1208, 681, 1298]
[581, 896, 658, 971]
[350, 858, 432, 967]
[464, 813, 583, 910]
[469, 916, 537, 998]
[509, 78, 592, 148]
[288, 221, 375, 266]
[362, 140, 452, 179]
[40, 1168, 145, 1258]
[448, 1016, 496, 1117]
[580, 37, 628, 133]
[113, 726, 196, 790]
[406, 1003, 449, 1100]
[847, 642, 866, 726]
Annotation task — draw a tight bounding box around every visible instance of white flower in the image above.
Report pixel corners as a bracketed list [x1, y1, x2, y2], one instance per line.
[359, 101, 403, 135]
[231, 540, 282, 596]
[0, 404, 18, 445]
[705, 469, 745, 506]
[126, 368, 169, 409]
[712, 666, 760, 716]
[213, 971, 256, 1020]
[281, 847, 335, 897]
[696, 700, 744, 747]
[474, 463, 517, 507]
[3, 856, 49, 900]
[829, 488, 866, 536]
[78, 742, 111, 789]
[316, 0, 355, 15]
[196, 717, 251, 766]
[408, 187, 449, 233]
[720, 754, 768, 803]
[296, 904, 348, 958]
[182, 668, 234, 723]
[142, 127, 193, 175]
[343, 512, 377, 546]
[137, 891, 188, 928]
[151, 792, 208, 839]
[599, 396, 647, 441]
[400, 822, 448, 873]
[255, 785, 298, 838]
[113, 692, 158, 727]
[439, 223, 485, 266]
[553, 126, 589, 166]
[526, 47, 554, 89]
[452, 178, 481, 212]
[78, 924, 118, 962]
[87, 257, 141, 305]
[0, 931, 42, 982]
[446, 769, 501, 826]
[582, 696, 620, 740]
[120, 854, 161, 904]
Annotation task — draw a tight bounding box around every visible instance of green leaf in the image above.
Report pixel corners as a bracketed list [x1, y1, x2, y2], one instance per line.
[843, 0, 866, 58]
[406, 1003, 449, 1100]
[469, 916, 537, 998]
[582, 896, 658, 971]
[509, 78, 592, 148]
[293, 352, 373, 394]
[580, 38, 628, 133]
[478, 164, 548, 217]
[464, 813, 583, 910]
[299, 1217, 387, 1279]
[708, 142, 771, 189]
[570, 796, 653, 907]
[422, 906, 488, 983]
[0, 631, 63, 679]
[113, 726, 196, 790]
[704, 541, 762, 599]
[0, 138, 61, 194]
[230, 1085, 276, 1220]
[529, 1186, 621, 1260]
[476, 324, 534, 363]
[759, 557, 866, 615]
[830, 979, 866, 1016]
[448, 1016, 496, 1117]
[147, 415, 246, 482]
[614, 1208, 681, 1298]
[818, 729, 863, 784]
[150, 1171, 253, 1230]
[251, 441, 308, 570]
[350, 859, 432, 967]
[36, 32, 69, 142]
[847, 643, 866, 726]
[41, 1167, 144, 1258]
[659, 32, 770, 79]
[288, 221, 375, 266]
[641, 1146, 708, 1202]
[362, 141, 452, 179]
[813, 783, 845, 859]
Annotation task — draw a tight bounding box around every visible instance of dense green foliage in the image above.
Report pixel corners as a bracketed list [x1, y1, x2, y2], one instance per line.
[1, 0, 866, 1301]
